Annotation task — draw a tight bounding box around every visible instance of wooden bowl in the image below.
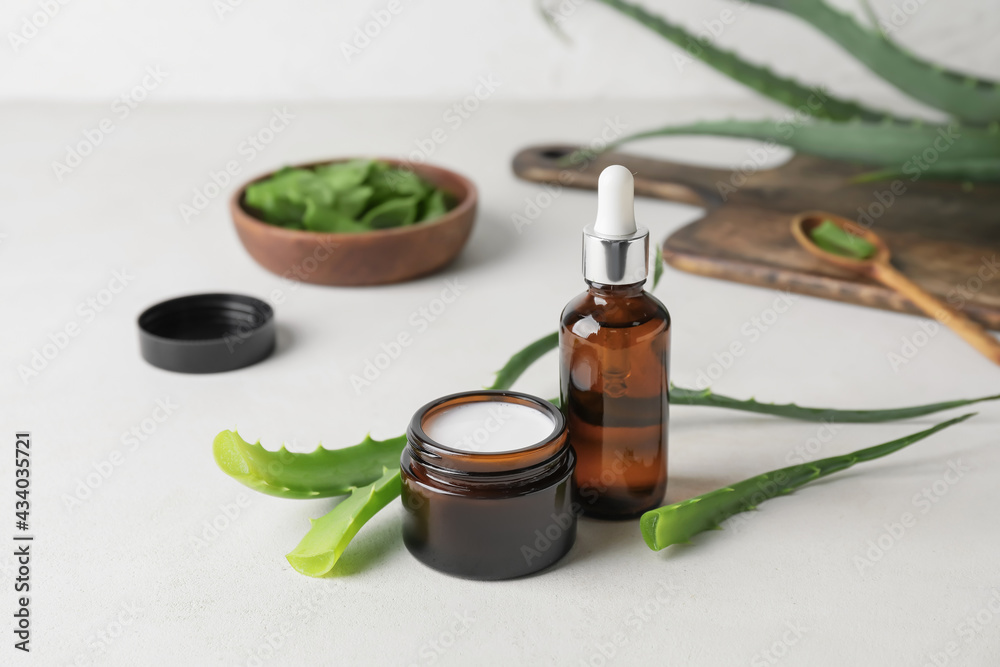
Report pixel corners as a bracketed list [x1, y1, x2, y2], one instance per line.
[230, 159, 477, 286]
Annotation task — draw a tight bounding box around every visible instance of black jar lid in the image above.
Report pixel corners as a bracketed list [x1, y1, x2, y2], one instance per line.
[137, 293, 275, 373]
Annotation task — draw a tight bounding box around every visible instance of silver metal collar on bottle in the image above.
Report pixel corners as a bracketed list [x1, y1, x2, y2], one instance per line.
[582, 224, 649, 286]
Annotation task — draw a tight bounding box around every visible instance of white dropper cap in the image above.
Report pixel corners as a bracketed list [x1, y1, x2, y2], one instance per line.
[594, 165, 637, 238]
[582, 165, 649, 285]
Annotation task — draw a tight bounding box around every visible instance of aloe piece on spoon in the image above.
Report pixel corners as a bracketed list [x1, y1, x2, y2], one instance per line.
[809, 219, 876, 259]
[792, 211, 1000, 366]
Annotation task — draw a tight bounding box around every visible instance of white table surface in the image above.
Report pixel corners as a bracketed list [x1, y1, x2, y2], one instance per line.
[4, 100, 999, 666]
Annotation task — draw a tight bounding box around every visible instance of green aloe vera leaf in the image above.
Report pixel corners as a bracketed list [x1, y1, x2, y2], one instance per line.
[536, 0, 572, 44]
[653, 244, 664, 289]
[608, 119, 1000, 167]
[743, 0, 1000, 125]
[303, 199, 369, 233]
[595, 0, 898, 123]
[286, 467, 402, 577]
[857, 0, 881, 38]
[487, 331, 559, 391]
[640, 413, 974, 550]
[420, 189, 449, 222]
[852, 157, 1000, 184]
[809, 220, 876, 259]
[487, 333, 1000, 422]
[212, 430, 406, 499]
[669, 386, 1000, 422]
[361, 197, 419, 228]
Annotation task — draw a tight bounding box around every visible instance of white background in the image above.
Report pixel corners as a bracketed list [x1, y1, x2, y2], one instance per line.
[0, 0, 997, 111]
[3, 1, 1000, 666]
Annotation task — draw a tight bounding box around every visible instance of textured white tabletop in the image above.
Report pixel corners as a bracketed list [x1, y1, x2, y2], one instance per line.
[4, 100, 999, 666]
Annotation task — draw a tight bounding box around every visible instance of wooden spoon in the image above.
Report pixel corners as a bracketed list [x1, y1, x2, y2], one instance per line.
[791, 211, 1000, 366]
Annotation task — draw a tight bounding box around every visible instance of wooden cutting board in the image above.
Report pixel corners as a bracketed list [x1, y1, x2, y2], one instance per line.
[512, 144, 1000, 331]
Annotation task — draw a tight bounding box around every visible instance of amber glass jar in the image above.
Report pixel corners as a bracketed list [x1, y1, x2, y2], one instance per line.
[400, 391, 576, 580]
[560, 280, 671, 519]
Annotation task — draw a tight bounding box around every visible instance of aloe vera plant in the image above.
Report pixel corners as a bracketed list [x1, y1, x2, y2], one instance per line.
[743, 0, 1000, 125]
[640, 413, 973, 550]
[583, 0, 1000, 182]
[607, 118, 999, 168]
[213, 430, 405, 499]
[215, 344, 998, 501]
[214, 319, 997, 576]
[590, 0, 896, 124]
[851, 157, 1000, 184]
[212, 245, 998, 576]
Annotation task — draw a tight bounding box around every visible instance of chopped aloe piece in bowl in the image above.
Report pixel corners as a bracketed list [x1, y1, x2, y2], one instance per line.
[242, 159, 453, 234]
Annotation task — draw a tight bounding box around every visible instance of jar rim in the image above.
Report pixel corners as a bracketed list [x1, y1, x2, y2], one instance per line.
[406, 390, 568, 475]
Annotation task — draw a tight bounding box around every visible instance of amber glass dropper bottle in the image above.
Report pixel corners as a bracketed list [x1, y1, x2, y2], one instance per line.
[559, 165, 671, 519]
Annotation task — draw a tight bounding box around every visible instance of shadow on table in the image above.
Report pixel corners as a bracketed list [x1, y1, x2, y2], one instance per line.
[539, 474, 734, 575]
[446, 210, 520, 273]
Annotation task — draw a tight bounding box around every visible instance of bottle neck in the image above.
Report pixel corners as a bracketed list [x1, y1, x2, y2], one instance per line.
[585, 280, 645, 298]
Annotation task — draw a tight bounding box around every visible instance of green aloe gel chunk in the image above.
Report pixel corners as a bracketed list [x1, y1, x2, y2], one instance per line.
[809, 220, 876, 259]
